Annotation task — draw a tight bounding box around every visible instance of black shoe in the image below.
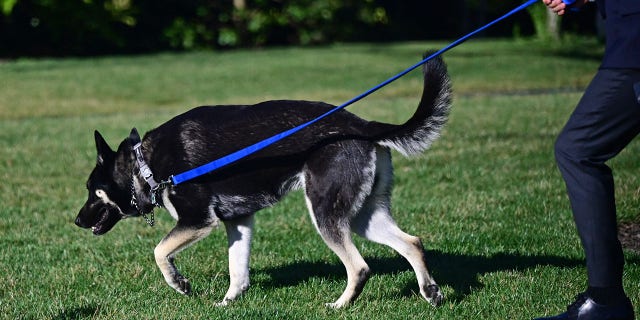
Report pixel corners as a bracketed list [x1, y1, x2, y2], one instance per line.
[534, 293, 635, 320]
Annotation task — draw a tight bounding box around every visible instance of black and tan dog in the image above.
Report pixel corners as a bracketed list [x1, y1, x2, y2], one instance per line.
[75, 54, 451, 308]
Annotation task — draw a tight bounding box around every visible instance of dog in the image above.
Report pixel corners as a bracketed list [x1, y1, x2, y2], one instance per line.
[75, 54, 451, 308]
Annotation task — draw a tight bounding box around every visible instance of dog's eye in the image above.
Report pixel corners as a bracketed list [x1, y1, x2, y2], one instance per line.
[95, 189, 107, 199]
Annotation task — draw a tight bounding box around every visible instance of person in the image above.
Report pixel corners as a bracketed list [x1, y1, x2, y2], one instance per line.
[534, 0, 639, 319]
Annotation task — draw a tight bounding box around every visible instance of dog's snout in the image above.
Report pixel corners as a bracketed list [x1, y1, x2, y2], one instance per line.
[75, 214, 87, 228]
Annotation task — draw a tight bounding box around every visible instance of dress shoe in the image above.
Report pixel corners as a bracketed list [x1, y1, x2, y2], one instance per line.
[534, 293, 635, 320]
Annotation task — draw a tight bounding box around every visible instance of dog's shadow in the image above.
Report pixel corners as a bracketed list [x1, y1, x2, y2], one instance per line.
[257, 250, 592, 302]
[51, 305, 99, 320]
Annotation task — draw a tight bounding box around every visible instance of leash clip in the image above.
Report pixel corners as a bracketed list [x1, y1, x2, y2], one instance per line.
[150, 178, 172, 208]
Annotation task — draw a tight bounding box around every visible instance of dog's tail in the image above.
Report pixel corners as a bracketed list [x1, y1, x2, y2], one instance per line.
[372, 53, 452, 156]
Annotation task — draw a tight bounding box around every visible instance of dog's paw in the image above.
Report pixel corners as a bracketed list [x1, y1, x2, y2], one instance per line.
[174, 275, 191, 295]
[215, 298, 232, 307]
[424, 284, 444, 307]
[325, 301, 350, 309]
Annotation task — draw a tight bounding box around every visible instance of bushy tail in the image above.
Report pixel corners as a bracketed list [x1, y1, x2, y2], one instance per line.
[375, 53, 452, 156]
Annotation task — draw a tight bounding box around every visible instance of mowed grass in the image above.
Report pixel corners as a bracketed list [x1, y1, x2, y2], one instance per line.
[1, 39, 638, 319]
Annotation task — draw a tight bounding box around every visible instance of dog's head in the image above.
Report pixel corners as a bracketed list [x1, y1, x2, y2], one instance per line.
[75, 131, 137, 235]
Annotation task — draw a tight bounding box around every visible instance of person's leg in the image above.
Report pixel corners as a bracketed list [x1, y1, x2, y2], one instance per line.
[538, 69, 640, 319]
[555, 69, 640, 294]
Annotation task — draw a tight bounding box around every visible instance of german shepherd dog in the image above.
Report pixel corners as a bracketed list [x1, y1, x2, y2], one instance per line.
[75, 54, 451, 308]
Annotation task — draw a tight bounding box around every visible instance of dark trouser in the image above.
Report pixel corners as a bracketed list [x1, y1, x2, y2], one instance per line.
[554, 68, 640, 289]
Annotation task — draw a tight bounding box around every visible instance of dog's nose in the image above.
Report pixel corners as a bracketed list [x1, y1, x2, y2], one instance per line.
[75, 215, 86, 228]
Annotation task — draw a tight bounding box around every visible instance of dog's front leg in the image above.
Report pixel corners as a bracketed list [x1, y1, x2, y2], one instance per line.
[217, 214, 255, 306]
[154, 224, 213, 295]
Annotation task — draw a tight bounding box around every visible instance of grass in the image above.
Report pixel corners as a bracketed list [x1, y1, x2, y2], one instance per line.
[1, 38, 638, 319]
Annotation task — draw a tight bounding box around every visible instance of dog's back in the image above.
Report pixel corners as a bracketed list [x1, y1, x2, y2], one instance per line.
[143, 54, 451, 186]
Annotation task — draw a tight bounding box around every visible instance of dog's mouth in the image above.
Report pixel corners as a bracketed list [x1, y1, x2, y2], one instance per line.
[77, 206, 122, 236]
[91, 214, 107, 235]
[94, 207, 122, 235]
[91, 225, 104, 235]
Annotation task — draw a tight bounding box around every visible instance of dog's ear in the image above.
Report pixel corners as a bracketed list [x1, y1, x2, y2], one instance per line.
[94, 130, 114, 166]
[129, 128, 141, 145]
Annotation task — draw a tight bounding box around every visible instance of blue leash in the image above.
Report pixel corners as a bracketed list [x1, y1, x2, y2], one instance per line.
[169, 0, 539, 186]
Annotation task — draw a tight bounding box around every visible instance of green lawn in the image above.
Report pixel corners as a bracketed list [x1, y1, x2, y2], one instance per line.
[1, 39, 638, 319]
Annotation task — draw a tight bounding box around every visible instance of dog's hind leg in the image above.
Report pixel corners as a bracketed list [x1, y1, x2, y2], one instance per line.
[351, 148, 443, 306]
[352, 203, 443, 306]
[154, 224, 214, 295]
[303, 143, 375, 308]
[308, 209, 370, 309]
[218, 214, 255, 306]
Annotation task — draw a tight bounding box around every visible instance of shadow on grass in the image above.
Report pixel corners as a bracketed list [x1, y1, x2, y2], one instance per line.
[51, 305, 99, 320]
[258, 250, 592, 302]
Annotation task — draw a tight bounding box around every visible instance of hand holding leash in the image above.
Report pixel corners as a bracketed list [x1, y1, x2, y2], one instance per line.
[543, 0, 589, 15]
